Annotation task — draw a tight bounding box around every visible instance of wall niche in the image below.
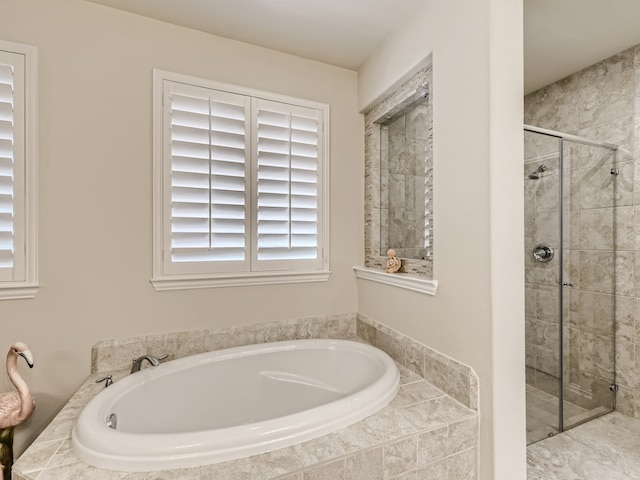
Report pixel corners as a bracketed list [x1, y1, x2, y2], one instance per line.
[364, 63, 433, 278]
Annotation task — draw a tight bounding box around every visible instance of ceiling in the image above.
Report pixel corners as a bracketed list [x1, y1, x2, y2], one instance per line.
[524, 0, 640, 93]
[86, 0, 640, 94]
[84, 0, 427, 72]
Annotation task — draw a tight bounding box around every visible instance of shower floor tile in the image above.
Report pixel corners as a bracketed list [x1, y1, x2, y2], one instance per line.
[527, 412, 640, 479]
[526, 384, 591, 444]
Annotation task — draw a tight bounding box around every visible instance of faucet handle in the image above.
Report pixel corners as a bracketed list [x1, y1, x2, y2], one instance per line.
[135, 353, 169, 363]
[95, 374, 113, 388]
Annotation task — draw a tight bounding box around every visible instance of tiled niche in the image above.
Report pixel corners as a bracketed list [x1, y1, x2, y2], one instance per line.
[364, 63, 434, 278]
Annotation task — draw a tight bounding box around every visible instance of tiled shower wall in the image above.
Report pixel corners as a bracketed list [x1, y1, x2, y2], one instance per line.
[524, 44, 640, 416]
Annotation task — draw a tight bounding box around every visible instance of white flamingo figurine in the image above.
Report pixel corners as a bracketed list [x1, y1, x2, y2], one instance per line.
[0, 342, 35, 480]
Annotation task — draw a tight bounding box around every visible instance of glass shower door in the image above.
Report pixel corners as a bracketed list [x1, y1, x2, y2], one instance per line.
[524, 126, 617, 445]
[524, 129, 563, 444]
[561, 138, 617, 430]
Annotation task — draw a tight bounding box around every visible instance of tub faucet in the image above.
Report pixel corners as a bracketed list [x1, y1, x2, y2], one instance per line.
[130, 353, 168, 373]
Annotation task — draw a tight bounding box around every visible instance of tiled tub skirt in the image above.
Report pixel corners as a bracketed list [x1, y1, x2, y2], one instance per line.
[14, 313, 479, 480]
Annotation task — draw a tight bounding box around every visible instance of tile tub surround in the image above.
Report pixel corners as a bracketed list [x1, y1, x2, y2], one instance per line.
[356, 314, 479, 411]
[13, 362, 478, 480]
[14, 314, 480, 479]
[88, 313, 480, 414]
[90, 313, 358, 374]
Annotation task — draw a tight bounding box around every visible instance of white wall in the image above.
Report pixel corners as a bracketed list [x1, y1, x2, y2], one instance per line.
[357, 0, 526, 479]
[1, 0, 363, 455]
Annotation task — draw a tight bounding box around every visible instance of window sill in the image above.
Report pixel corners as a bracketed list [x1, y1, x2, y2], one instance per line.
[353, 266, 438, 296]
[151, 270, 331, 291]
[0, 283, 39, 300]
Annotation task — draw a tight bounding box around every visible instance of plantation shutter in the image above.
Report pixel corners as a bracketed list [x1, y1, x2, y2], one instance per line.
[164, 82, 250, 274]
[154, 72, 328, 286]
[0, 52, 25, 283]
[0, 63, 14, 279]
[254, 99, 322, 270]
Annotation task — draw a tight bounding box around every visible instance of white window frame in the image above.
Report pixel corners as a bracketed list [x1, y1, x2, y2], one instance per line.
[151, 70, 330, 291]
[0, 41, 38, 300]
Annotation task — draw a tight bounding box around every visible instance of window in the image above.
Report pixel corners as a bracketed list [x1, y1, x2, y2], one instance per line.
[152, 71, 329, 290]
[0, 41, 37, 300]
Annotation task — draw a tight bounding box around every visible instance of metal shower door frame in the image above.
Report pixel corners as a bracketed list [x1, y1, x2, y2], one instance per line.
[524, 124, 618, 435]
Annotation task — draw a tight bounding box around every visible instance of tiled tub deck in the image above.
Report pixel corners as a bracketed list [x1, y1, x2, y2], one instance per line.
[13, 314, 479, 480]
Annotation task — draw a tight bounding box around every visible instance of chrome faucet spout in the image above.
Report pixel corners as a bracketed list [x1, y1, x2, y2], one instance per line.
[130, 354, 168, 373]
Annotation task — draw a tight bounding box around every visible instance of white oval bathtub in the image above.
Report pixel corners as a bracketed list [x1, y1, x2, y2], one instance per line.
[72, 339, 400, 472]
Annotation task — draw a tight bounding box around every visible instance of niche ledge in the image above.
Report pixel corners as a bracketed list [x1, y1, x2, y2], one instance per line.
[353, 266, 438, 296]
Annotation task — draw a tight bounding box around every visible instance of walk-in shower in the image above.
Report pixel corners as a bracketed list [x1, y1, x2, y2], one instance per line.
[524, 125, 619, 445]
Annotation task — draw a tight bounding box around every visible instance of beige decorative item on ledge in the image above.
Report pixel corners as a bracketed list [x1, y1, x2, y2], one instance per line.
[386, 249, 402, 273]
[0, 343, 35, 480]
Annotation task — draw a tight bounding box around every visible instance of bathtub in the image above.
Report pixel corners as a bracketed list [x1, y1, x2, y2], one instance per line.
[72, 339, 400, 472]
